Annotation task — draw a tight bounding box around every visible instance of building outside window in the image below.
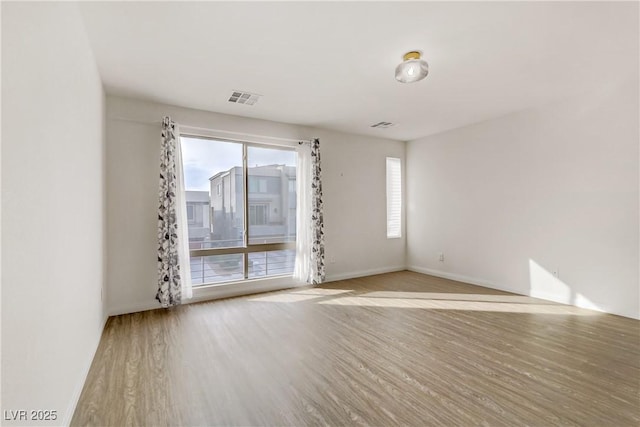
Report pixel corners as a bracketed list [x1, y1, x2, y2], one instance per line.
[181, 136, 297, 285]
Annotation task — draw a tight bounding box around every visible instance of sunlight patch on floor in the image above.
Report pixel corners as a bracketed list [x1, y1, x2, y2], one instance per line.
[290, 288, 353, 296]
[360, 291, 546, 304]
[247, 284, 599, 315]
[248, 293, 323, 303]
[317, 296, 597, 315]
[249, 288, 352, 302]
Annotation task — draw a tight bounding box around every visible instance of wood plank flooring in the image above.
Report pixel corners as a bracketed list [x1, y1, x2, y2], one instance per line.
[71, 271, 640, 426]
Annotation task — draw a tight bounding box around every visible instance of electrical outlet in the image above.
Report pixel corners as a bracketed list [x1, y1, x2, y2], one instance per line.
[329, 257, 336, 264]
[438, 252, 445, 262]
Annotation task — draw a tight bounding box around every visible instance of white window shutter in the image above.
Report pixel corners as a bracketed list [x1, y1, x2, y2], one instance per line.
[386, 157, 402, 238]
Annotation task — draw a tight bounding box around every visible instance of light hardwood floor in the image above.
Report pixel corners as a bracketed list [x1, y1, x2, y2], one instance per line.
[72, 271, 640, 426]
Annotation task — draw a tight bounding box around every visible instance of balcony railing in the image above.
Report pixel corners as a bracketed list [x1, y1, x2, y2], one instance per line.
[189, 249, 295, 286]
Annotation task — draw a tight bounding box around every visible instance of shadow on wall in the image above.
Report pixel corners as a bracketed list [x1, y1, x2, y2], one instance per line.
[528, 259, 601, 313]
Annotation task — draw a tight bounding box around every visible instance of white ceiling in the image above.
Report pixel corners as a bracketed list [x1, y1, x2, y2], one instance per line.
[79, 1, 638, 141]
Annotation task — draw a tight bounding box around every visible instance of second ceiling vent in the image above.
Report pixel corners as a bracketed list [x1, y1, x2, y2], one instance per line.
[371, 121, 397, 129]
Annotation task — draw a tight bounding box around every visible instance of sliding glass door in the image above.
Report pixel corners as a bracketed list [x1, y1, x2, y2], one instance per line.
[181, 135, 296, 286]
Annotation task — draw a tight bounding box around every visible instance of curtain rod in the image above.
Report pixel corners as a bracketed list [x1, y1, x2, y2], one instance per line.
[110, 116, 312, 145]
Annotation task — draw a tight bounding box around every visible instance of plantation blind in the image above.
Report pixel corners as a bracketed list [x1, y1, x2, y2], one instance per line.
[386, 157, 402, 238]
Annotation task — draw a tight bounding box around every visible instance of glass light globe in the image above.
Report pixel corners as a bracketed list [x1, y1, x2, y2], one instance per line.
[395, 53, 429, 83]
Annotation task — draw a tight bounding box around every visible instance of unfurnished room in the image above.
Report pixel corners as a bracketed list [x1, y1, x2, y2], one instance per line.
[1, 1, 639, 426]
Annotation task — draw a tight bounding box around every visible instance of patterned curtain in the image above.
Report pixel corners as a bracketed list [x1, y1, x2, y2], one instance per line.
[156, 117, 183, 307]
[310, 138, 325, 284]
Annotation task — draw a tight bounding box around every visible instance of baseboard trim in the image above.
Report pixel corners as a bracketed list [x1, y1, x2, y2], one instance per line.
[63, 314, 109, 426]
[190, 277, 300, 304]
[407, 266, 639, 320]
[108, 268, 640, 320]
[109, 301, 160, 317]
[108, 277, 302, 316]
[325, 266, 406, 283]
[108, 268, 407, 316]
[407, 266, 516, 294]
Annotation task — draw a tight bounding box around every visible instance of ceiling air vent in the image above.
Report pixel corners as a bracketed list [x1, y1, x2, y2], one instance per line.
[228, 90, 261, 106]
[371, 121, 397, 129]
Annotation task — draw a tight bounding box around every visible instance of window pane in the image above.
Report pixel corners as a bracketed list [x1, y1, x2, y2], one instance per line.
[181, 137, 244, 249]
[386, 157, 402, 238]
[181, 137, 298, 286]
[247, 146, 297, 244]
[190, 254, 244, 286]
[248, 249, 295, 279]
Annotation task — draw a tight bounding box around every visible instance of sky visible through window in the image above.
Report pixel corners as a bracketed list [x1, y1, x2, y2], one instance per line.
[181, 136, 296, 191]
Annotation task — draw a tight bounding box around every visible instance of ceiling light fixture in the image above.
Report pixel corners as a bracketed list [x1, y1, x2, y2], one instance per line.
[395, 51, 429, 83]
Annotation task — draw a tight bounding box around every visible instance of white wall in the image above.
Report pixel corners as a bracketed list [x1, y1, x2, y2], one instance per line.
[407, 77, 639, 319]
[2, 3, 107, 425]
[106, 95, 405, 315]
